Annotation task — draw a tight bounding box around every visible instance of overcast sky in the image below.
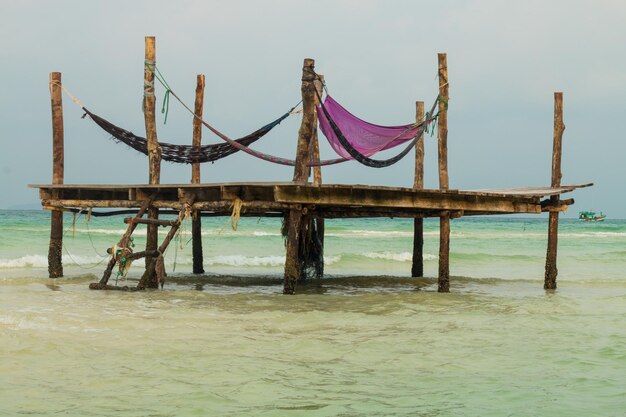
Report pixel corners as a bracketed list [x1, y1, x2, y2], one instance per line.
[1, 0, 624, 217]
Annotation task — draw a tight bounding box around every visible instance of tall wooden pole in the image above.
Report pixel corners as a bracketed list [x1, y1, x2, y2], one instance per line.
[311, 75, 324, 187]
[437, 53, 450, 292]
[545, 92, 564, 290]
[308, 75, 325, 278]
[191, 74, 205, 274]
[292, 58, 316, 184]
[411, 101, 425, 277]
[144, 36, 160, 279]
[48, 72, 64, 278]
[284, 58, 316, 294]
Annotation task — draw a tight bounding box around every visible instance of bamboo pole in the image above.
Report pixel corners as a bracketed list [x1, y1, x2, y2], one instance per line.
[545, 92, 564, 290]
[284, 58, 316, 294]
[143, 36, 160, 272]
[437, 53, 450, 292]
[411, 101, 425, 277]
[48, 72, 64, 278]
[191, 74, 205, 274]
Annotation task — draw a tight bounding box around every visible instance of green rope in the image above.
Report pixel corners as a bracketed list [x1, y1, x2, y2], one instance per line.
[438, 96, 449, 110]
[144, 61, 173, 125]
[161, 89, 171, 124]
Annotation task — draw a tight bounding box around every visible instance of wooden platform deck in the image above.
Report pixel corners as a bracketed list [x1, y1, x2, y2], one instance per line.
[30, 182, 591, 218]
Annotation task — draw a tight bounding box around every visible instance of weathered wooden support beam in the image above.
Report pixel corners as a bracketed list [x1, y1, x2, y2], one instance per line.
[106, 248, 160, 260]
[42, 199, 294, 211]
[412, 100, 425, 278]
[284, 208, 303, 294]
[273, 186, 540, 213]
[48, 72, 64, 278]
[192, 74, 205, 274]
[545, 92, 565, 290]
[437, 52, 450, 293]
[541, 197, 574, 212]
[95, 194, 156, 287]
[137, 198, 195, 290]
[303, 74, 325, 279]
[284, 58, 317, 293]
[143, 36, 160, 276]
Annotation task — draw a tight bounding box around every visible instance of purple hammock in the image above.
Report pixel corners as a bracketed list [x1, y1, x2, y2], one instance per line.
[317, 95, 423, 160]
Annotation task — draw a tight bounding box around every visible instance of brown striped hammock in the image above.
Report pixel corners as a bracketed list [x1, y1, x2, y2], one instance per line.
[82, 108, 291, 164]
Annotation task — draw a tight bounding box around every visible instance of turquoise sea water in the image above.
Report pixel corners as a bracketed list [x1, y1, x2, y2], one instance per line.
[1, 210, 625, 416]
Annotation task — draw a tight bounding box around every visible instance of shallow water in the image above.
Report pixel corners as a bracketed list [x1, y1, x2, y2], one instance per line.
[1, 211, 625, 416]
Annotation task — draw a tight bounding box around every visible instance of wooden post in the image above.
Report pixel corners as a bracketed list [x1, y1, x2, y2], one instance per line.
[545, 92, 564, 290]
[143, 36, 160, 272]
[191, 74, 205, 274]
[311, 75, 324, 187]
[48, 72, 64, 278]
[284, 208, 303, 294]
[437, 53, 450, 292]
[284, 58, 316, 294]
[304, 75, 325, 279]
[292, 58, 316, 184]
[411, 101, 425, 277]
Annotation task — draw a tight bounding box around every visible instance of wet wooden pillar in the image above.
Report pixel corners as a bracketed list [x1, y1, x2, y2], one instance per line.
[284, 58, 316, 294]
[437, 53, 450, 292]
[544, 92, 564, 289]
[411, 101, 425, 277]
[48, 72, 64, 278]
[303, 74, 325, 279]
[143, 36, 160, 280]
[191, 74, 205, 274]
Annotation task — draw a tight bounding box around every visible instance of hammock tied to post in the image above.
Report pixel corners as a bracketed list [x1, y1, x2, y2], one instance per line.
[65, 63, 443, 168]
[82, 107, 293, 164]
[314, 78, 443, 168]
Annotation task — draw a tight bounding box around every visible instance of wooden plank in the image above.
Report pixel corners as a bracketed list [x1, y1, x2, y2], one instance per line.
[42, 199, 292, 211]
[273, 185, 541, 213]
[28, 182, 592, 199]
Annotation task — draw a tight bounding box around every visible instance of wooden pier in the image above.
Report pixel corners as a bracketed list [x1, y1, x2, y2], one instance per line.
[32, 37, 590, 293]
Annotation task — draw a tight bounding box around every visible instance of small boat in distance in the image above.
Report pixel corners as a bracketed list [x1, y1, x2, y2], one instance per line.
[579, 210, 606, 222]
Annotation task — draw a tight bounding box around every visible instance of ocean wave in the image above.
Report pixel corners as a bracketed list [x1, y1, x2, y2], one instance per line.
[326, 230, 424, 238]
[0, 254, 107, 269]
[201, 254, 342, 267]
[361, 251, 437, 262]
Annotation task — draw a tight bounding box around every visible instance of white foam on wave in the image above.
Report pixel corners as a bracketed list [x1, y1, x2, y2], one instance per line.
[326, 230, 414, 238]
[73, 228, 148, 236]
[0, 254, 49, 268]
[204, 255, 285, 267]
[0, 254, 107, 269]
[361, 251, 437, 262]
